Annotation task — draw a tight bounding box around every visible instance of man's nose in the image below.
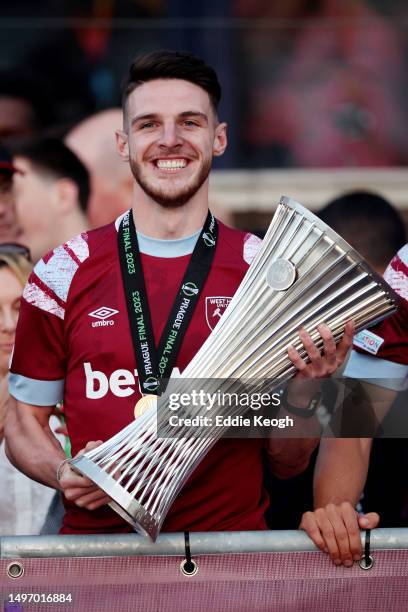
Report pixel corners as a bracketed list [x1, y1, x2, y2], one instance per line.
[157, 123, 183, 148]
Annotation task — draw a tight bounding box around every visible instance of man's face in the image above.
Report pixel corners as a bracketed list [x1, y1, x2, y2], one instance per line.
[117, 79, 227, 207]
[0, 174, 19, 242]
[12, 157, 56, 262]
[0, 265, 22, 375]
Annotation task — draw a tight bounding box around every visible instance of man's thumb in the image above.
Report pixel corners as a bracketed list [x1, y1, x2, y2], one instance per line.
[358, 512, 380, 529]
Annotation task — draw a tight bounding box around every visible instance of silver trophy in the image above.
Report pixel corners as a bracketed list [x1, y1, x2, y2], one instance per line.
[71, 196, 398, 540]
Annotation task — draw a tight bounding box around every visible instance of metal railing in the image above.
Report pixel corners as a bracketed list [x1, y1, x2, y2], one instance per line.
[2, 530, 408, 611]
[1, 528, 408, 558]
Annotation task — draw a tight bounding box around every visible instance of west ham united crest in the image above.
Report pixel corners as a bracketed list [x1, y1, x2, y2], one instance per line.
[205, 296, 232, 330]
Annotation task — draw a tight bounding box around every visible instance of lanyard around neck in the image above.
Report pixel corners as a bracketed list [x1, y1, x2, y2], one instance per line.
[118, 209, 218, 395]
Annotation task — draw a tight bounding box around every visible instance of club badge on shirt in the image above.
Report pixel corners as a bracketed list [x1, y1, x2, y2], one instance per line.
[205, 296, 232, 330]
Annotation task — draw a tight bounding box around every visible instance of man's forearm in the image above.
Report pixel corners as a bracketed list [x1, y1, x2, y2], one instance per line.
[5, 399, 65, 489]
[265, 394, 321, 479]
[313, 382, 396, 508]
[313, 438, 372, 507]
[265, 436, 319, 479]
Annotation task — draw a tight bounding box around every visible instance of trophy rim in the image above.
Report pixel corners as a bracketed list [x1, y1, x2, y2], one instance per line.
[70, 454, 160, 541]
[108, 500, 158, 541]
[279, 195, 401, 309]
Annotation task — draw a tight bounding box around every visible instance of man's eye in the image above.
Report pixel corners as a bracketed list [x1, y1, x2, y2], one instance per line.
[184, 120, 198, 127]
[140, 122, 155, 129]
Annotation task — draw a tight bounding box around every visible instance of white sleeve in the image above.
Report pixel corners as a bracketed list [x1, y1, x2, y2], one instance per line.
[344, 349, 408, 391]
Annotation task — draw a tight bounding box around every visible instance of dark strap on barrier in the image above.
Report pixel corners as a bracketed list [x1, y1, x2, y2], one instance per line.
[359, 528, 374, 570]
[364, 529, 371, 566]
[180, 532, 198, 576]
[183, 531, 195, 574]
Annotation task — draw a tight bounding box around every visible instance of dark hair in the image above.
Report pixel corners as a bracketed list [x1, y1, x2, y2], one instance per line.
[14, 138, 90, 213]
[319, 191, 406, 270]
[0, 69, 55, 130]
[0, 174, 12, 193]
[122, 50, 221, 117]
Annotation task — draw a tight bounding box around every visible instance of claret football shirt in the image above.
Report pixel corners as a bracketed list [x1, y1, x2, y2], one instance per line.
[344, 244, 408, 390]
[9, 213, 269, 534]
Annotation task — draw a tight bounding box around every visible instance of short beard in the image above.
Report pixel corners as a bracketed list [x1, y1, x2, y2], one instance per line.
[129, 157, 212, 208]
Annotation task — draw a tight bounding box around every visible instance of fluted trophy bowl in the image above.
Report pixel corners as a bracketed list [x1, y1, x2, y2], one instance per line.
[71, 196, 398, 540]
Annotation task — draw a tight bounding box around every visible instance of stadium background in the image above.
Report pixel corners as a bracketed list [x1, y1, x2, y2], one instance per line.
[1, 3, 408, 610]
[1, 0, 408, 231]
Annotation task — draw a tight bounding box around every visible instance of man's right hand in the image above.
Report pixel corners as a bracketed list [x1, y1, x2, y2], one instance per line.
[300, 502, 379, 566]
[59, 441, 113, 510]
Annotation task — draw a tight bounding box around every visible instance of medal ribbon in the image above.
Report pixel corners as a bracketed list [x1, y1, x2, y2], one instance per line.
[118, 209, 218, 395]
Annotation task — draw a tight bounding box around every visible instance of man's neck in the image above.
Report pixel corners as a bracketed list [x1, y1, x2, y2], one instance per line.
[131, 182, 209, 239]
[57, 210, 88, 244]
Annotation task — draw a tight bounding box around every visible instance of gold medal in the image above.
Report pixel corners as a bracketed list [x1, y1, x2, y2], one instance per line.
[134, 395, 157, 419]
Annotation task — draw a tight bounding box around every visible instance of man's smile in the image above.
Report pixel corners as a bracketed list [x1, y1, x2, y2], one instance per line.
[155, 158, 188, 171]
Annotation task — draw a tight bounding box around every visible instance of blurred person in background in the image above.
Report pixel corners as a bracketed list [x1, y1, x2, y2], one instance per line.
[12, 138, 90, 263]
[0, 145, 21, 242]
[319, 191, 407, 274]
[239, 0, 408, 167]
[0, 70, 55, 142]
[0, 244, 55, 534]
[65, 109, 132, 227]
[300, 191, 408, 566]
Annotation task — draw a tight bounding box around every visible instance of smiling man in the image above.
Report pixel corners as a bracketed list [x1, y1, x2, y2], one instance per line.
[5, 51, 351, 535]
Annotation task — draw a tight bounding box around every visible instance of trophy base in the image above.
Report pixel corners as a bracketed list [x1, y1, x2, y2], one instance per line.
[70, 454, 160, 541]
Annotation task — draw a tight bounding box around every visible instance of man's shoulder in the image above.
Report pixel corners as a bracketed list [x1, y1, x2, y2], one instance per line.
[217, 220, 263, 266]
[345, 244, 408, 386]
[384, 243, 408, 301]
[35, 220, 118, 275]
[23, 221, 118, 319]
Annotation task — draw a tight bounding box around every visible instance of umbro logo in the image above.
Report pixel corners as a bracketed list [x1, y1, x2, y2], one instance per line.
[88, 307, 119, 328]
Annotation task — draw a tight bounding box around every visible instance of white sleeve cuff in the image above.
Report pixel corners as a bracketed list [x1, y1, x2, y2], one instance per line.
[9, 373, 64, 406]
[344, 350, 408, 391]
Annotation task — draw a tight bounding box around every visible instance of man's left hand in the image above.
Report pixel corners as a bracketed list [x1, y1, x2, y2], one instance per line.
[300, 503, 380, 566]
[286, 321, 354, 407]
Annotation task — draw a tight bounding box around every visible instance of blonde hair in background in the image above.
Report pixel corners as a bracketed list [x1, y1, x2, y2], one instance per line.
[0, 249, 32, 440]
[0, 252, 32, 287]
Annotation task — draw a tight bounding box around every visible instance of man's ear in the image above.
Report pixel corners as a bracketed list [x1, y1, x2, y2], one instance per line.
[213, 122, 228, 157]
[53, 178, 79, 214]
[116, 129, 129, 161]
